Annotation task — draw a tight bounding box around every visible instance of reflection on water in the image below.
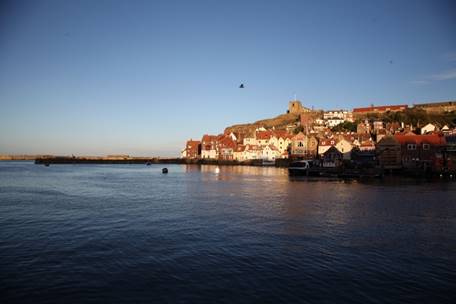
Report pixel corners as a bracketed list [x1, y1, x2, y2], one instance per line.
[1, 162, 456, 303]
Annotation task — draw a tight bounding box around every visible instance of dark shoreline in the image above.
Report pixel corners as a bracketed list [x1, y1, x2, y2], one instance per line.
[33, 157, 286, 167]
[30, 157, 456, 179]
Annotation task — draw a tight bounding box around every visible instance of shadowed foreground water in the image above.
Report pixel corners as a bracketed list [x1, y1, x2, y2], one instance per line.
[1, 162, 455, 303]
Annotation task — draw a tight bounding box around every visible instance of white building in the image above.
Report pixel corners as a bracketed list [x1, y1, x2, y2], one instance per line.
[326, 118, 344, 127]
[421, 123, 437, 134]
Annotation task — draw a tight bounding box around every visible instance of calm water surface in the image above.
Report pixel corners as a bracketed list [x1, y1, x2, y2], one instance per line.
[1, 161, 455, 303]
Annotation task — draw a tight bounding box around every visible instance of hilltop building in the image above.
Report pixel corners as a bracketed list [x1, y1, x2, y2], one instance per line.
[413, 101, 456, 113]
[287, 100, 311, 114]
[353, 104, 408, 118]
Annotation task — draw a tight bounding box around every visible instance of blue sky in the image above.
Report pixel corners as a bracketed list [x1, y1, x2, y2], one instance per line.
[1, 0, 455, 156]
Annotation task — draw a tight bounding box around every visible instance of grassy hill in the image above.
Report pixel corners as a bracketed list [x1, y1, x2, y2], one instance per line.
[224, 113, 300, 137]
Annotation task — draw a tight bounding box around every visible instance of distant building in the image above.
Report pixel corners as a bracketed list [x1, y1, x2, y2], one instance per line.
[353, 104, 408, 116]
[323, 110, 352, 122]
[413, 101, 456, 113]
[287, 100, 311, 114]
[420, 123, 437, 135]
[373, 121, 384, 132]
[326, 118, 344, 127]
[357, 120, 371, 134]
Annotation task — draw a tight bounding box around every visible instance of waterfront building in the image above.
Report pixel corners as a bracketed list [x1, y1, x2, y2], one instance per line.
[201, 134, 219, 159]
[218, 136, 237, 160]
[233, 145, 246, 161]
[376, 136, 402, 169]
[359, 140, 376, 151]
[183, 139, 201, 159]
[444, 134, 456, 172]
[256, 131, 272, 146]
[290, 132, 318, 158]
[243, 136, 257, 146]
[335, 139, 354, 160]
[269, 133, 292, 154]
[261, 144, 280, 161]
[243, 145, 262, 160]
[318, 138, 337, 155]
[322, 146, 343, 167]
[394, 133, 446, 171]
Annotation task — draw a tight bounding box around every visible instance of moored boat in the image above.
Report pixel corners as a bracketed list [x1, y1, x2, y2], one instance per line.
[288, 160, 317, 176]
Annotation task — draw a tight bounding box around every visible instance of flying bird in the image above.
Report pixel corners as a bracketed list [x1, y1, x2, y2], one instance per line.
[239, 83, 244, 88]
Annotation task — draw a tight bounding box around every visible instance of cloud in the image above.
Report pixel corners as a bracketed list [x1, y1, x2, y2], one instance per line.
[409, 80, 430, 85]
[444, 52, 456, 62]
[411, 68, 456, 85]
[429, 68, 456, 81]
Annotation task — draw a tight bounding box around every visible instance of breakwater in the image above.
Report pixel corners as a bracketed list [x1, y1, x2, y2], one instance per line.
[34, 156, 291, 167]
[33, 157, 456, 179]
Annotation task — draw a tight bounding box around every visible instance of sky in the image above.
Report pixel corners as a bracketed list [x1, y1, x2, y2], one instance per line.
[1, 0, 455, 156]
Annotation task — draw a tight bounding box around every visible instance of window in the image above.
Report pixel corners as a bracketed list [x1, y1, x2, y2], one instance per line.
[407, 144, 416, 150]
[423, 144, 430, 150]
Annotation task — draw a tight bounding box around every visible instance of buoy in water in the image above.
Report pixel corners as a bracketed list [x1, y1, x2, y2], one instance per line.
[44, 163, 50, 167]
[146, 162, 151, 166]
[162, 168, 168, 174]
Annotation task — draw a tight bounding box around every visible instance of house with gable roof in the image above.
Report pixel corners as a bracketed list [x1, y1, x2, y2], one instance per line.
[318, 138, 337, 155]
[335, 139, 354, 160]
[218, 136, 237, 160]
[376, 136, 401, 169]
[262, 144, 281, 161]
[394, 133, 446, 171]
[182, 139, 201, 159]
[290, 132, 318, 158]
[233, 145, 246, 161]
[201, 134, 219, 159]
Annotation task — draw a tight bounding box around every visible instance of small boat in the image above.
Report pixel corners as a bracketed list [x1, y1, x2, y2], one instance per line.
[162, 168, 168, 174]
[261, 159, 275, 166]
[288, 160, 317, 176]
[44, 163, 50, 167]
[146, 162, 151, 166]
